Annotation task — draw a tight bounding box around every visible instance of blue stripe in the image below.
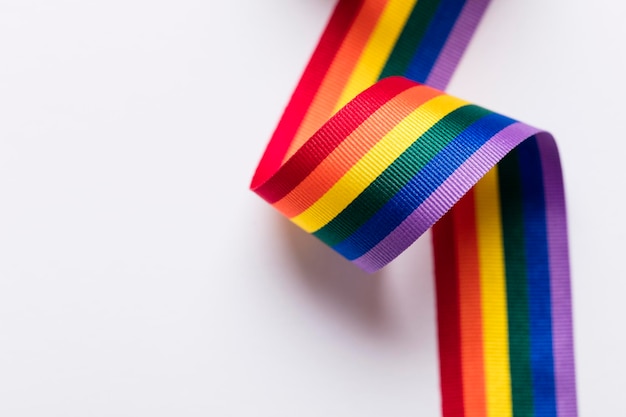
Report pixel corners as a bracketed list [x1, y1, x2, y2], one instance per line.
[518, 137, 558, 417]
[404, 0, 467, 81]
[334, 112, 516, 260]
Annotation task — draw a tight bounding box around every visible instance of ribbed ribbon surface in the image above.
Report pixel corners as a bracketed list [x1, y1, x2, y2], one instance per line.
[251, 0, 577, 415]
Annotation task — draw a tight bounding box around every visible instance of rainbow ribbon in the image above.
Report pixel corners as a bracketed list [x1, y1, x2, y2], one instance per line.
[251, 0, 577, 415]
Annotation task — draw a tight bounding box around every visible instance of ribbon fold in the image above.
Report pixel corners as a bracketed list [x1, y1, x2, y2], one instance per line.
[251, 1, 577, 416]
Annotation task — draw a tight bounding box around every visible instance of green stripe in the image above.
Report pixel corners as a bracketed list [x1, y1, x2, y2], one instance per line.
[498, 149, 535, 416]
[378, 0, 442, 80]
[314, 104, 491, 246]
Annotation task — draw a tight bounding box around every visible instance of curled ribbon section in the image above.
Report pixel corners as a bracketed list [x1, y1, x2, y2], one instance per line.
[251, 1, 577, 416]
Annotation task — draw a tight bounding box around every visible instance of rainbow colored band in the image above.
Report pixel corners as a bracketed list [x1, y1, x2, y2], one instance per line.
[250, 0, 577, 416]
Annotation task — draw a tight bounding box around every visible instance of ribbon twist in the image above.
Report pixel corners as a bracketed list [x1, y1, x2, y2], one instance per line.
[251, 1, 577, 416]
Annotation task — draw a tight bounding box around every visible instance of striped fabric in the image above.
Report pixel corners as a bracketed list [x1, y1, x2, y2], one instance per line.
[250, 0, 577, 416]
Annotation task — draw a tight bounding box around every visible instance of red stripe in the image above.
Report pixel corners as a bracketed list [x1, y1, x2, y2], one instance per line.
[434, 213, 465, 417]
[253, 77, 416, 202]
[250, 0, 364, 190]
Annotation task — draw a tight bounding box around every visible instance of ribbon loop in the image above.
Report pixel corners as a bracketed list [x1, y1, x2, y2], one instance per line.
[251, 1, 577, 415]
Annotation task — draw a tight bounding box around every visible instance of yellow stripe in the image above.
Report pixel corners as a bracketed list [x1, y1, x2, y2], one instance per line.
[333, 0, 418, 112]
[291, 94, 468, 232]
[474, 167, 513, 417]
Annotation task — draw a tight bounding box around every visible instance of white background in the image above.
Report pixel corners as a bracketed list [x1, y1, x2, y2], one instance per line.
[0, 0, 624, 415]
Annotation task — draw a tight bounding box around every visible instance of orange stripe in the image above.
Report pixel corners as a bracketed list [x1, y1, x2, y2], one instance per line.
[273, 85, 441, 218]
[285, 0, 389, 159]
[454, 189, 487, 417]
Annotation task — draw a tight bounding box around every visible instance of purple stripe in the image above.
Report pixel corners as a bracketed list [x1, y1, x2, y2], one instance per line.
[536, 134, 578, 417]
[353, 122, 541, 272]
[426, 0, 492, 90]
